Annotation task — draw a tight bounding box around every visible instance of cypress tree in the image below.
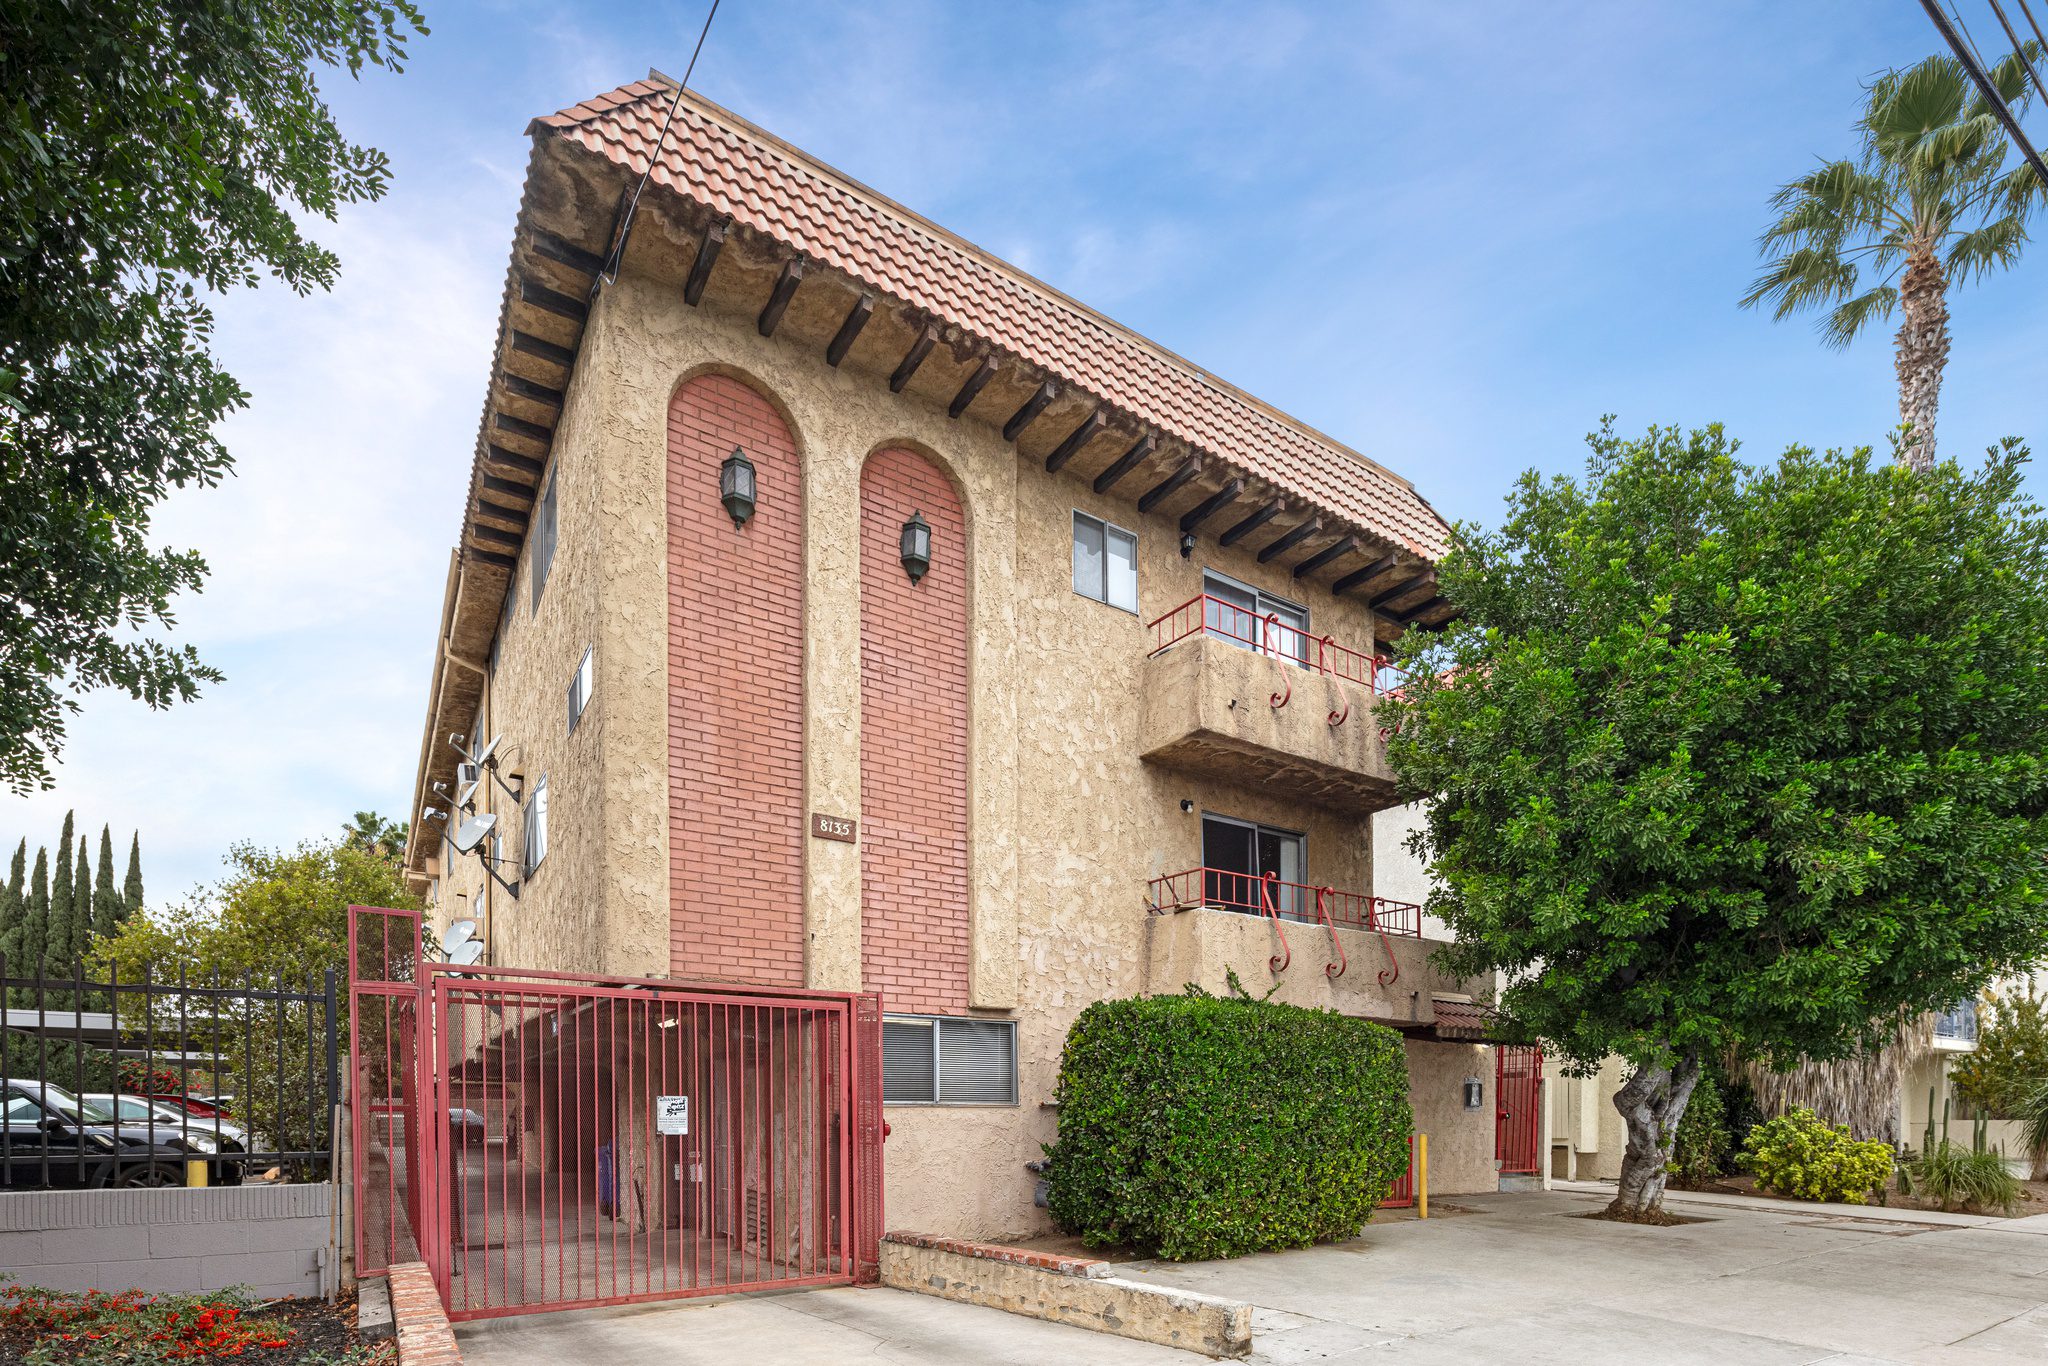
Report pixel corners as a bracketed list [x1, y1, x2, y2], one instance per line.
[123, 833, 144, 923]
[0, 840, 23, 963]
[72, 834, 90, 967]
[93, 826, 120, 942]
[48, 813, 74, 969]
[24, 846, 48, 970]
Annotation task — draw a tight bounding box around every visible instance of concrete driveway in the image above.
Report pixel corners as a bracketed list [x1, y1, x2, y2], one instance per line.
[456, 1188, 2048, 1364]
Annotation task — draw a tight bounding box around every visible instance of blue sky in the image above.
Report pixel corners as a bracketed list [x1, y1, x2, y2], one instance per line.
[5, 1, 2044, 903]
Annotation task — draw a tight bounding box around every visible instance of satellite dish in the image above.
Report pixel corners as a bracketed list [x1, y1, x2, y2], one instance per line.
[471, 735, 501, 768]
[453, 813, 497, 855]
[440, 920, 478, 954]
[455, 781, 480, 811]
[449, 939, 485, 966]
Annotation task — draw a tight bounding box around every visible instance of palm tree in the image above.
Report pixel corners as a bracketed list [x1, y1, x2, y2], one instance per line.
[342, 811, 409, 862]
[1744, 47, 2045, 470]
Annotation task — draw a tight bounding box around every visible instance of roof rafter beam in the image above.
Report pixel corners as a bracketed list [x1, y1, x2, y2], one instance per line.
[889, 323, 939, 393]
[825, 292, 874, 367]
[1292, 535, 1359, 579]
[1219, 499, 1283, 547]
[1138, 453, 1204, 514]
[1179, 479, 1245, 534]
[1003, 382, 1057, 442]
[757, 257, 806, 337]
[1333, 554, 1402, 595]
[1370, 574, 1435, 610]
[1257, 516, 1322, 563]
[682, 216, 729, 307]
[510, 330, 576, 368]
[1392, 596, 1451, 625]
[527, 228, 607, 277]
[1044, 410, 1105, 473]
[1092, 434, 1156, 493]
[949, 357, 998, 418]
[498, 373, 564, 409]
[519, 278, 589, 323]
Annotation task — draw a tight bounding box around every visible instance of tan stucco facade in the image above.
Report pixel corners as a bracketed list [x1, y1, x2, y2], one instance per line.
[423, 250, 1497, 1236]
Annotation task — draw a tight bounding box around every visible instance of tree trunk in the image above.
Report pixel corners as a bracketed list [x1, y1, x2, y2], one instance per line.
[1893, 246, 1950, 472]
[1606, 1052, 1703, 1221]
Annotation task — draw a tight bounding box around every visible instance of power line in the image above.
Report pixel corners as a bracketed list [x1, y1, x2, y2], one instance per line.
[1919, 0, 2048, 186]
[597, 0, 724, 290]
[1987, 0, 2048, 107]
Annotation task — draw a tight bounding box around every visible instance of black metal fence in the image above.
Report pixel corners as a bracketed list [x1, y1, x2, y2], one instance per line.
[0, 956, 339, 1190]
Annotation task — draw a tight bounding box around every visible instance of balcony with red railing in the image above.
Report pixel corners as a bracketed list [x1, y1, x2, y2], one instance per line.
[1147, 867, 1423, 937]
[1138, 595, 1404, 813]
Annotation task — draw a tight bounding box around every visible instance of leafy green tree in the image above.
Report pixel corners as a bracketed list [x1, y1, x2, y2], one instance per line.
[97, 837, 423, 1165]
[342, 811, 409, 863]
[1387, 423, 2048, 1219]
[0, 0, 428, 794]
[124, 833, 144, 921]
[1951, 985, 2048, 1119]
[1743, 48, 2046, 470]
[92, 827, 122, 942]
[46, 813, 74, 968]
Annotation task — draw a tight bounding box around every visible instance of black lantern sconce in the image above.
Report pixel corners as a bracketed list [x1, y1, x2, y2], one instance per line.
[900, 510, 932, 584]
[720, 447, 757, 527]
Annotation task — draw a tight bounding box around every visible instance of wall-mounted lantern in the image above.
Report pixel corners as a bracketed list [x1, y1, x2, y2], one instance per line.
[900, 510, 932, 584]
[720, 447, 757, 527]
[1462, 1077, 1485, 1111]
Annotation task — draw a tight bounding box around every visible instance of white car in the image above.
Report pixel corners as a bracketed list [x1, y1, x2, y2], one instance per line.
[83, 1094, 254, 1150]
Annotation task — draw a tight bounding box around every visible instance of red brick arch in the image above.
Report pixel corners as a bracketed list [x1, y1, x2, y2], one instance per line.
[859, 447, 970, 1014]
[667, 372, 805, 985]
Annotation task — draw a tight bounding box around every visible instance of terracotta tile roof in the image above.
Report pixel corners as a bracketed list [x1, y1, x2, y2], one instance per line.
[1429, 996, 1497, 1041]
[532, 80, 1452, 562]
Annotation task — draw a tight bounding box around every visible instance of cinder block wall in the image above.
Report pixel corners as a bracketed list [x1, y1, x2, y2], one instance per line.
[0, 1184, 336, 1299]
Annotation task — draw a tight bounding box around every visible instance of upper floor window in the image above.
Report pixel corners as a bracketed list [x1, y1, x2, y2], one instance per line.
[567, 647, 594, 735]
[523, 774, 549, 876]
[1072, 511, 1137, 612]
[1203, 570, 1308, 666]
[530, 472, 559, 613]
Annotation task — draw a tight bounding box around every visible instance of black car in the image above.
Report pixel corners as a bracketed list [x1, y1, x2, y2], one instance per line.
[1, 1078, 222, 1189]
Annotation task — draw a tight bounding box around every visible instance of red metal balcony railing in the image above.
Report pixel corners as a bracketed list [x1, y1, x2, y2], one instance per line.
[1146, 867, 1423, 937]
[1148, 594, 1411, 694]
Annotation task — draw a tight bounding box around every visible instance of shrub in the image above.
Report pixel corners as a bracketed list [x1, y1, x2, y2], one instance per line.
[1740, 1108, 1895, 1204]
[1950, 985, 2048, 1118]
[1668, 1073, 1731, 1186]
[1043, 986, 1412, 1261]
[1899, 1139, 2022, 1215]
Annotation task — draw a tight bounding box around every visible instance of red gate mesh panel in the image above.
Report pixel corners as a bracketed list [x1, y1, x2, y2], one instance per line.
[348, 906, 423, 1279]
[1384, 1134, 1416, 1209]
[1495, 1044, 1544, 1175]
[851, 993, 883, 1284]
[423, 971, 862, 1321]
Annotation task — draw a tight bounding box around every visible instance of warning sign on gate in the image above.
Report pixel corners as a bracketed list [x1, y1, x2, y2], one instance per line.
[655, 1095, 689, 1135]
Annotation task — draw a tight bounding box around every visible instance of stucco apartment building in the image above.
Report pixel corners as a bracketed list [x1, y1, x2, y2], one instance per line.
[403, 75, 1508, 1240]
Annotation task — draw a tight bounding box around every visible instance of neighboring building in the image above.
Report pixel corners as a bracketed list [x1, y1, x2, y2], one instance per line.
[404, 76, 1502, 1240]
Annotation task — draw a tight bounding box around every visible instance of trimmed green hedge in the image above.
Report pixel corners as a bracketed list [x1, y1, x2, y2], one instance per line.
[1043, 988, 1413, 1261]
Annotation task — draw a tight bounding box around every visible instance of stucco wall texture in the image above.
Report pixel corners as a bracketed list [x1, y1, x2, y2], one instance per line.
[425, 265, 1498, 1239]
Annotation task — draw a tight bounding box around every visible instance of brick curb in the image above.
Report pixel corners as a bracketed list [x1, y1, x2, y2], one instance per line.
[883, 1230, 1114, 1279]
[387, 1263, 462, 1365]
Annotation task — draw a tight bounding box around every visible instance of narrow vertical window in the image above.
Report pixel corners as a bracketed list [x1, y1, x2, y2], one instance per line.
[530, 473, 558, 612]
[567, 647, 594, 734]
[1072, 511, 1137, 611]
[523, 775, 549, 875]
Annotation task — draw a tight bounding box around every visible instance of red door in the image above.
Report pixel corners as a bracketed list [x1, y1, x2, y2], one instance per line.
[1495, 1044, 1543, 1175]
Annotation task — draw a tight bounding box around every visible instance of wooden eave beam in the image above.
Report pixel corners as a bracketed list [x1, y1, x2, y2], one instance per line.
[1370, 574, 1435, 611]
[527, 228, 607, 277]
[511, 330, 576, 368]
[890, 323, 938, 393]
[757, 257, 806, 337]
[466, 545, 519, 570]
[494, 412, 553, 445]
[1092, 434, 1156, 493]
[1392, 596, 1452, 625]
[472, 522, 523, 549]
[1219, 499, 1283, 547]
[1043, 410, 1106, 473]
[1003, 382, 1057, 442]
[477, 499, 530, 529]
[483, 444, 544, 481]
[949, 357, 999, 418]
[683, 216, 729, 307]
[1179, 479, 1245, 534]
[520, 278, 589, 324]
[1138, 454, 1204, 514]
[1292, 535, 1359, 579]
[1257, 517, 1322, 563]
[826, 293, 874, 367]
[481, 474, 536, 505]
[498, 373, 564, 409]
[1332, 554, 1402, 596]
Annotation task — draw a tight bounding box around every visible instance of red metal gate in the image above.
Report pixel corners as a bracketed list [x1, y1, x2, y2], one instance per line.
[1495, 1044, 1543, 1175]
[348, 908, 884, 1320]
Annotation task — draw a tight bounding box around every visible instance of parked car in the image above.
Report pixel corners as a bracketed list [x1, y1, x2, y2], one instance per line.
[0, 1080, 218, 1189]
[83, 1093, 256, 1151]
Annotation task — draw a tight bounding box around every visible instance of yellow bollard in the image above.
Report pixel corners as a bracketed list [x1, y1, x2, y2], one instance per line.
[186, 1159, 209, 1187]
[1418, 1134, 1429, 1220]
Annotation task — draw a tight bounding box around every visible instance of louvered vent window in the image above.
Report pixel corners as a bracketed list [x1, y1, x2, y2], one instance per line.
[881, 1015, 1017, 1106]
